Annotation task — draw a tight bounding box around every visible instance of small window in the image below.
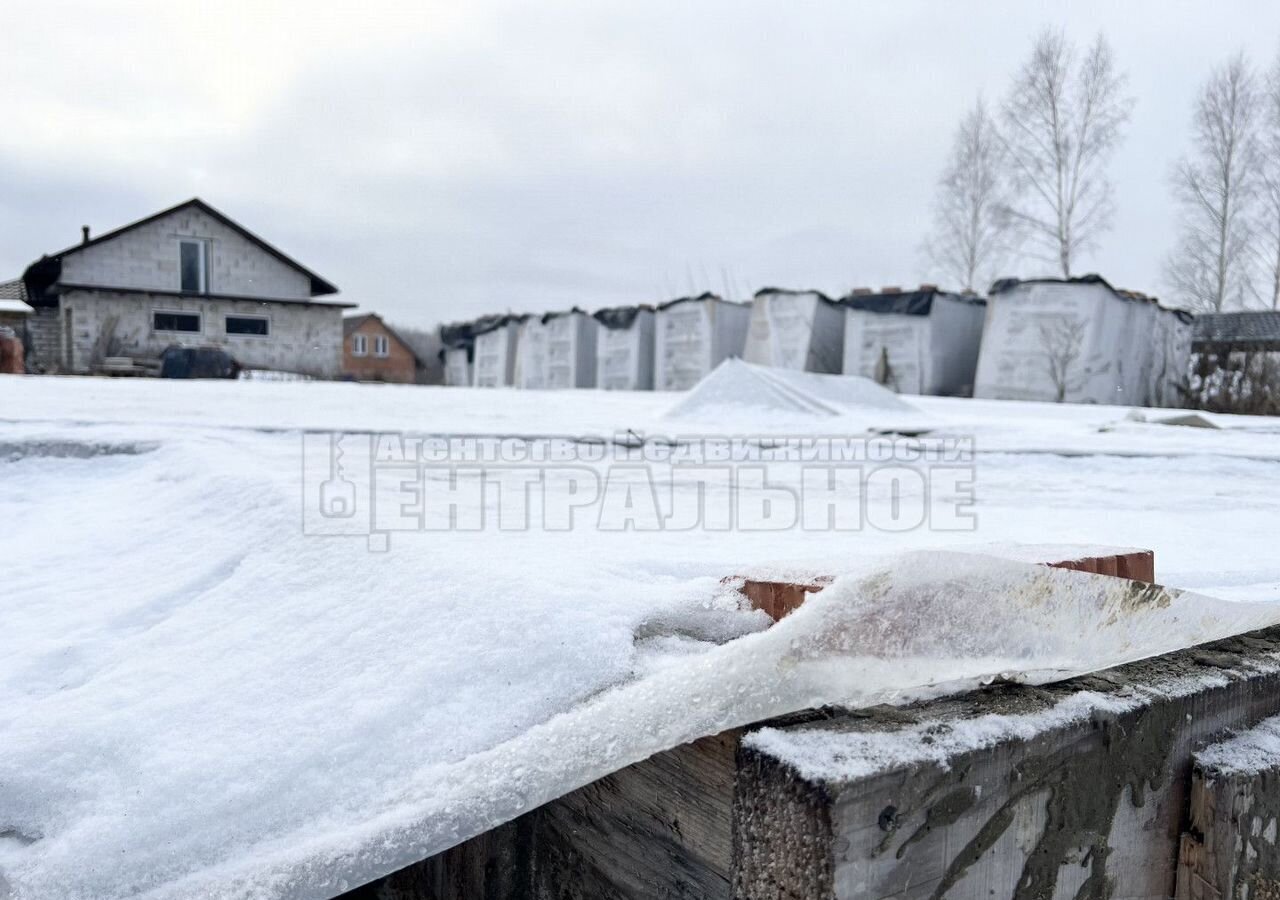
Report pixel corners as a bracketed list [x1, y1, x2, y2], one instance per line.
[226, 315, 269, 336]
[374, 335, 390, 357]
[154, 310, 201, 333]
[179, 240, 208, 293]
[352, 334, 368, 356]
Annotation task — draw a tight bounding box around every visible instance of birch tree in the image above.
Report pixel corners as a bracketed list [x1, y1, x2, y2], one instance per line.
[1165, 54, 1262, 312]
[1258, 50, 1280, 309]
[1000, 31, 1132, 277]
[925, 98, 1015, 293]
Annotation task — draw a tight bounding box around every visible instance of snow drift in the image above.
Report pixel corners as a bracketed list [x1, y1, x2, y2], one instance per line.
[2, 377, 1280, 900]
[4, 542, 1280, 900]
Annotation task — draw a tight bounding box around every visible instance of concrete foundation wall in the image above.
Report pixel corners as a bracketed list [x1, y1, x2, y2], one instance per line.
[61, 290, 342, 377]
[61, 207, 312, 300]
[348, 625, 1280, 900]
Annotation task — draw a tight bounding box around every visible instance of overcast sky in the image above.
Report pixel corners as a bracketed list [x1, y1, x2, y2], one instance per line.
[3, 1, 1279, 328]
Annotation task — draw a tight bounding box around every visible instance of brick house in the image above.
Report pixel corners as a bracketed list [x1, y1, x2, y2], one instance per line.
[343, 313, 419, 383]
[0, 278, 33, 332]
[18, 198, 353, 376]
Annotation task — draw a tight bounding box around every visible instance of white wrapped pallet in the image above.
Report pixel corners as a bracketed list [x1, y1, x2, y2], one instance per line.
[743, 288, 845, 373]
[973, 275, 1192, 406]
[438, 319, 479, 387]
[442, 348, 472, 387]
[841, 287, 986, 396]
[514, 309, 598, 389]
[654, 293, 752, 391]
[472, 315, 525, 388]
[593, 305, 655, 390]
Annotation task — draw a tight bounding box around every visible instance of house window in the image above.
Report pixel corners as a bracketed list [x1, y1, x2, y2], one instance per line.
[154, 310, 201, 333]
[179, 240, 208, 293]
[226, 315, 269, 336]
[374, 335, 390, 357]
[352, 334, 368, 356]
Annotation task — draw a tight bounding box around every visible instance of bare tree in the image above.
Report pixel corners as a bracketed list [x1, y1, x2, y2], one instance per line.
[1165, 54, 1262, 312]
[1038, 313, 1086, 402]
[1258, 50, 1280, 309]
[1000, 31, 1133, 278]
[925, 98, 1016, 293]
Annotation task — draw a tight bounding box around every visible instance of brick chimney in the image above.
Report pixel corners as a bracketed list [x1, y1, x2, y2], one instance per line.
[81, 226, 90, 244]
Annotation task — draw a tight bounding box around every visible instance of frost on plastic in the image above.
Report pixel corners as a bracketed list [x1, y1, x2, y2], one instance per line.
[5, 550, 1278, 900]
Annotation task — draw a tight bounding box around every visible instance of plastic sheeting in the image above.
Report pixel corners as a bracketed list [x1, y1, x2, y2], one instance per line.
[655, 294, 752, 391]
[974, 277, 1194, 406]
[743, 289, 845, 373]
[514, 311, 598, 389]
[473, 319, 523, 388]
[594, 307, 655, 390]
[31, 551, 1275, 900]
[842, 292, 986, 396]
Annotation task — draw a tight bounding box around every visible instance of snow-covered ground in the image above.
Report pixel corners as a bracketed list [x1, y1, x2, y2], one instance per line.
[2, 373, 1279, 900]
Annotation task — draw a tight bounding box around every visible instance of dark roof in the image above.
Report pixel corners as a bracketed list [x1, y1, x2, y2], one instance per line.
[656, 291, 729, 311]
[473, 313, 528, 336]
[0, 277, 29, 303]
[593, 304, 654, 330]
[1193, 311, 1280, 350]
[342, 313, 420, 362]
[23, 198, 338, 298]
[989, 273, 1192, 321]
[540, 306, 589, 324]
[837, 287, 982, 317]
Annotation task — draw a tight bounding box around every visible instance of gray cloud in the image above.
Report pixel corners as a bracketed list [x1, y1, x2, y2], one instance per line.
[3, 0, 1280, 327]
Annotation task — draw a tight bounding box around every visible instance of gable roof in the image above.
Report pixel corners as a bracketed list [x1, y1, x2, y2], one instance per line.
[1193, 311, 1280, 350]
[342, 313, 420, 363]
[26, 198, 337, 297]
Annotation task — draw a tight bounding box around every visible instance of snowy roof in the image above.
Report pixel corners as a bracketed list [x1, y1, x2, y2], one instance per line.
[1193, 311, 1280, 350]
[25, 198, 338, 297]
[593, 304, 654, 330]
[539, 306, 589, 324]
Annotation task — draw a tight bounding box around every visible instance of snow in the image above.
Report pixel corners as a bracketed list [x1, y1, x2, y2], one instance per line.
[664, 358, 924, 428]
[2, 373, 1280, 899]
[0, 299, 32, 316]
[1196, 714, 1280, 776]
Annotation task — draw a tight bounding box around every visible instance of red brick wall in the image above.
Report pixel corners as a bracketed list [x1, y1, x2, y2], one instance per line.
[343, 319, 417, 384]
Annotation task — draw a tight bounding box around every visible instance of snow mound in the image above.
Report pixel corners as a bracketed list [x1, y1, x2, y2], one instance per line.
[664, 358, 926, 429]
